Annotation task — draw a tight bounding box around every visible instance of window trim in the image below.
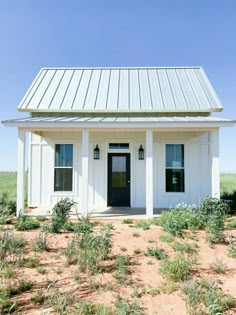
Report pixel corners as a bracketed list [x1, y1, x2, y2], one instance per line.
[165, 143, 186, 194]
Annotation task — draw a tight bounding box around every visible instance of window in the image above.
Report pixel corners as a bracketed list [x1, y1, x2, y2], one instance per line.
[54, 144, 73, 191]
[109, 143, 129, 150]
[165, 144, 185, 192]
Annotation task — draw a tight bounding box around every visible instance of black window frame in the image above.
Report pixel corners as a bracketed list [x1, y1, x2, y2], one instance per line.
[54, 144, 73, 192]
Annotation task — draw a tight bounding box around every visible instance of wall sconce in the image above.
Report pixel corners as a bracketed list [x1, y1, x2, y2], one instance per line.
[93, 144, 100, 160]
[138, 145, 144, 160]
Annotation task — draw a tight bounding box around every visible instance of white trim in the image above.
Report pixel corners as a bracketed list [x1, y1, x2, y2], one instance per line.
[210, 129, 220, 198]
[17, 129, 26, 216]
[146, 130, 153, 218]
[81, 131, 89, 216]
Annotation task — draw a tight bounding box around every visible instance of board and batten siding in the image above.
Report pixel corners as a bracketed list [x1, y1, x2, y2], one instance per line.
[28, 130, 211, 210]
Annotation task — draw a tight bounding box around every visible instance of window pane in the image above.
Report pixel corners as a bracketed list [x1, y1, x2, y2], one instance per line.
[55, 144, 73, 167]
[54, 168, 73, 191]
[109, 143, 129, 150]
[166, 169, 185, 192]
[112, 156, 126, 188]
[166, 144, 184, 168]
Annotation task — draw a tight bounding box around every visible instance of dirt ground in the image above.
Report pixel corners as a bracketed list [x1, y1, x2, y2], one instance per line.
[2, 219, 236, 315]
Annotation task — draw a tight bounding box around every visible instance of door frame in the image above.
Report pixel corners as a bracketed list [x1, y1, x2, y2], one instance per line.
[107, 153, 131, 207]
[104, 139, 133, 207]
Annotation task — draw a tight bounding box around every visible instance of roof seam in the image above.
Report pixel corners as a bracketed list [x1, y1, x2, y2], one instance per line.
[59, 70, 75, 109]
[174, 69, 188, 109]
[184, 69, 201, 110]
[94, 69, 102, 110]
[146, 69, 153, 109]
[37, 70, 57, 109]
[82, 70, 93, 109]
[48, 70, 66, 110]
[155, 69, 165, 110]
[105, 69, 111, 110]
[71, 69, 84, 109]
[166, 70, 177, 110]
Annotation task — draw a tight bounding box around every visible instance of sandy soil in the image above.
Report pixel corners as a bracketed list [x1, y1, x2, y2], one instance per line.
[1, 220, 236, 315]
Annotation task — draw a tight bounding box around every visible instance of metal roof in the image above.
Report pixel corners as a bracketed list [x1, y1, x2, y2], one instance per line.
[3, 116, 234, 129]
[18, 67, 223, 113]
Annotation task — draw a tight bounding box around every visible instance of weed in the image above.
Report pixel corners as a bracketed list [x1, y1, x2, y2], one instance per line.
[47, 288, 77, 314]
[133, 248, 142, 255]
[51, 198, 77, 233]
[182, 279, 235, 315]
[0, 205, 14, 224]
[36, 216, 47, 222]
[122, 219, 133, 224]
[37, 266, 46, 274]
[120, 247, 127, 252]
[73, 300, 112, 315]
[159, 255, 193, 281]
[227, 235, 236, 258]
[226, 218, 236, 229]
[131, 285, 142, 298]
[158, 281, 179, 294]
[63, 218, 94, 233]
[32, 232, 49, 252]
[150, 218, 161, 225]
[133, 232, 140, 237]
[113, 255, 132, 284]
[133, 221, 150, 230]
[147, 239, 155, 243]
[143, 287, 160, 296]
[171, 241, 198, 253]
[3, 280, 32, 297]
[146, 247, 167, 260]
[0, 262, 14, 278]
[0, 231, 26, 261]
[17, 256, 40, 268]
[0, 298, 17, 314]
[211, 258, 227, 274]
[15, 215, 40, 230]
[64, 239, 77, 265]
[30, 290, 45, 304]
[114, 295, 144, 315]
[159, 234, 174, 243]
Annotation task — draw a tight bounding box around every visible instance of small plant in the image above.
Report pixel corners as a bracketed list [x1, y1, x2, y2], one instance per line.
[146, 247, 167, 260]
[122, 219, 133, 224]
[143, 287, 160, 296]
[30, 290, 45, 304]
[0, 231, 26, 261]
[134, 221, 150, 230]
[182, 279, 235, 315]
[120, 247, 127, 252]
[64, 239, 78, 265]
[37, 266, 46, 274]
[0, 298, 17, 314]
[159, 255, 193, 281]
[211, 258, 227, 274]
[32, 232, 49, 252]
[113, 255, 132, 284]
[147, 239, 155, 243]
[17, 256, 40, 268]
[74, 300, 112, 315]
[114, 296, 144, 315]
[47, 288, 78, 314]
[159, 234, 174, 243]
[133, 248, 141, 255]
[15, 215, 40, 231]
[227, 235, 236, 258]
[171, 241, 198, 253]
[63, 218, 94, 233]
[158, 281, 179, 294]
[51, 198, 77, 233]
[4, 280, 32, 297]
[226, 218, 236, 229]
[133, 232, 140, 237]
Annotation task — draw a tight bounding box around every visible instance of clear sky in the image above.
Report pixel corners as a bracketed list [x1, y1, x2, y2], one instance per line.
[0, 0, 235, 171]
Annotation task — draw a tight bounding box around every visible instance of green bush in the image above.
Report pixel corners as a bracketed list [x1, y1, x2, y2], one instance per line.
[199, 197, 228, 244]
[51, 198, 77, 233]
[159, 255, 193, 281]
[0, 231, 26, 261]
[158, 203, 202, 237]
[146, 247, 167, 260]
[114, 296, 144, 315]
[15, 215, 40, 230]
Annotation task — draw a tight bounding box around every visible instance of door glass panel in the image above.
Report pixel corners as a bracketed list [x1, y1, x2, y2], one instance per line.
[112, 156, 126, 188]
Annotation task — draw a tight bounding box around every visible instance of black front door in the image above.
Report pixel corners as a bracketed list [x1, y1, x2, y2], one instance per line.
[108, 153, 130, 206]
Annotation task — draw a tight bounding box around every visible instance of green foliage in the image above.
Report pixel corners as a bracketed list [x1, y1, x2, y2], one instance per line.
[132, 232, 140, 237]
[211, 258, 227, 274]
[0, 298, 17, 314]
[199, 197, 228, 244]
[47, 288, 77, 314]
[0, 230, 26, 261]
[0, 192, 16, 224]
[3, 280, 32, 297]
[171, 241, 198, 253]
[16, 256, 40, 268]
[63, 218, 94, 233]
[220, 173, 236, 195]
[227, 235, 236, 258]
[51, 198, 77, 233]
[15, 215, 40, 230]
[226, 218, 236, 229]
[158, 203, 203, 237]
[114, 296, 144, 315]
[73, 300, 112, 315]
[30, 290, 45, 304]
[122, 219, 133, 224]
[146, 247, 167, 260]
[113, 255, 132, 284]
[159, 255, 193, 281]
[182, 279, 235, 315]
[159, 234, 174, 243]
[133, 221, 150, 230]
[32, 232, 49, 252]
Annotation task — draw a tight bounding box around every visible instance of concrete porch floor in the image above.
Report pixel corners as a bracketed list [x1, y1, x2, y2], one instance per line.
[25, 206, 166, 219]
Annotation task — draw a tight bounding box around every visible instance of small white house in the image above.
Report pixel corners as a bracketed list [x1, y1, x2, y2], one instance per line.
[3, 67, 234, 218]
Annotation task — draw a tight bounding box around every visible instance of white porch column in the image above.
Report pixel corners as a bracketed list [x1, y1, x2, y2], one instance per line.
[210, 129, 220, 198]
[146, 130, 153, 218]
[81, 130, 89, 217]
[17, 129, 26, 217]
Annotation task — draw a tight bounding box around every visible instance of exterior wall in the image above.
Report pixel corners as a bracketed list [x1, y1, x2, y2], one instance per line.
[28, 130, 212, 210]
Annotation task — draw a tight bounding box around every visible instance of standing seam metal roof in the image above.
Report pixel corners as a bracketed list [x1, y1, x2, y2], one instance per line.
[18, 67, 223, 112]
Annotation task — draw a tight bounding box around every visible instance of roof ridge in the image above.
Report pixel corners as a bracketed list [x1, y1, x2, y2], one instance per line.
[39, 66, 203, 71]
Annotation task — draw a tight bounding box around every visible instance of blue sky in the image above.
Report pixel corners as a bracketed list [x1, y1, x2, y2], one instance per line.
[0, 0, 235, 171]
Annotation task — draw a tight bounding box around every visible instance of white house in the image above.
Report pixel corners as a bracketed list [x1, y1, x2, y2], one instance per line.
[2, 67, 234, 218]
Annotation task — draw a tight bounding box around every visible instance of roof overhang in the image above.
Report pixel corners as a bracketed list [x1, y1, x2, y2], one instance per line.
[2, 116, 235, 131]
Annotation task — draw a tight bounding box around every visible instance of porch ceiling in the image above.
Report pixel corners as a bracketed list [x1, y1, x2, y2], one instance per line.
[2, 116, 235, 130]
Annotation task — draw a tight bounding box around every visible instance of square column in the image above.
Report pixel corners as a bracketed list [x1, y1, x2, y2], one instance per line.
[146, 130, 153, 218]
[210, 129, 220, 198]
[17, 129, 26, 217]
[81, 130, 89, 217]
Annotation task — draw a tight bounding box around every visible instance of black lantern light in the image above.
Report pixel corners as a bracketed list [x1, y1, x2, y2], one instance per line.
[138, 145, 144, 160]
[93, 144, 100, 160]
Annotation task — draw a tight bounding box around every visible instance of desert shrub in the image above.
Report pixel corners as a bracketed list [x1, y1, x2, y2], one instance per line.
[227, 235, 236, 258]
[114, 296, 144, 315]
[51, 198, 77, 233]
[0, 298, 17, 314]
[47, 288, 77, 314]
[133, 221, 150, 230]
[15, 215, 40, 230]
[113, 255, 132, 284]
[171, 241, 198, 254]
[158, 203, 202, 237]
[199, 197, 228, 244]
[226, 218, 236, 229]
[63, 218, 94, 234]
[159, 255, 193, 281]
[0, 231, 26, 261]
[31, 290, 45, 304]
[32, 232, 49, 252]
[146, 247, 167, 260]
[3, 280, 32, 297]
[182, 279, 235, 315]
